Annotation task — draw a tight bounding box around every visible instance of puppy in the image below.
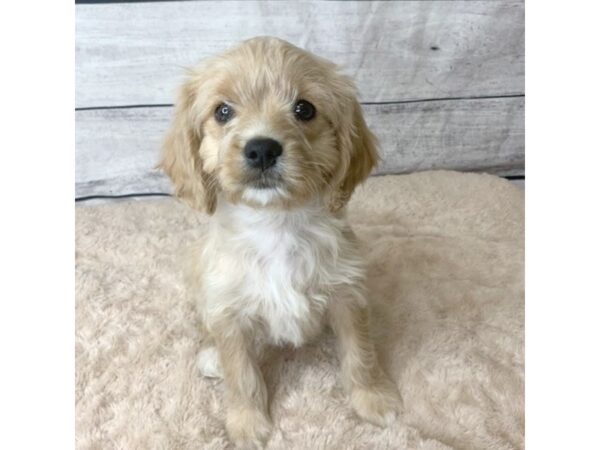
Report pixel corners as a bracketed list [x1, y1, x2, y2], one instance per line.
[160, 36, 400, 448]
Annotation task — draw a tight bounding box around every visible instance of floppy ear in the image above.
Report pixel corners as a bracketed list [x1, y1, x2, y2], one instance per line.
[158, 79, 217, 214]
[329, 98, 379, 212]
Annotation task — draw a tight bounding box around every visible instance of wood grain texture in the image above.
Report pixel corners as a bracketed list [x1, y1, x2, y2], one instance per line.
[75, 0, 524, 108]
[75, 97, 524, 197]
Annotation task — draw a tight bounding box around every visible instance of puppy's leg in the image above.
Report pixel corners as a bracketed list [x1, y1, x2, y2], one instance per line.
[213, 322, 272, 448]
[329, 291, 401, 427]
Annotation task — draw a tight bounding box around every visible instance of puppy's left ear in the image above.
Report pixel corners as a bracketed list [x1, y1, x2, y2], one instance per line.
[329, 96, 379, 212]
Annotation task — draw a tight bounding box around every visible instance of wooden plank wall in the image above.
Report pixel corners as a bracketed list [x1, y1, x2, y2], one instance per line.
[75, 0, 525, 198]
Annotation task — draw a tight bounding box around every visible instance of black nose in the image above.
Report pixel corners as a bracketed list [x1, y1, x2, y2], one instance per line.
[244, 138, 283, 171]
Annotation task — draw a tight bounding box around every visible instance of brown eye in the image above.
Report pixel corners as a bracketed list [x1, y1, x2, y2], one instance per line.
[293, 100, 316, 121]
[214, 103, 234, 123]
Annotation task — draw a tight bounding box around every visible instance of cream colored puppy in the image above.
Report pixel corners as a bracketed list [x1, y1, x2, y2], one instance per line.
[160, 36, 400, 448]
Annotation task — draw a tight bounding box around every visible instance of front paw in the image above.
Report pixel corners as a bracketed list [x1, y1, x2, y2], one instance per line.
[350, 380, 401, 427]
[226, 407, 272, 449]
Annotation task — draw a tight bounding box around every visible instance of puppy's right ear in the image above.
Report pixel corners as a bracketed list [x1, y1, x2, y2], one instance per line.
[159, 79, 217, 214]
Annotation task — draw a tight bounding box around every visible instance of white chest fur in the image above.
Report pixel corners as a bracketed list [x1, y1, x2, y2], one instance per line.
[198, 199, 365, 347]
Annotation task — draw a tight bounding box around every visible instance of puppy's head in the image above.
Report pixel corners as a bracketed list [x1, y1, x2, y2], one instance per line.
[159, 36, 378, 214]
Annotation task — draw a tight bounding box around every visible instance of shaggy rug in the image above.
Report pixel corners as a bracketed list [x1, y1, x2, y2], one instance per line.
[75, 171, 524, 450]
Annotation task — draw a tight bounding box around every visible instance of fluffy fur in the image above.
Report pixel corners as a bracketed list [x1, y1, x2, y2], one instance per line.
[158, 37, 395, 448]
[75, 172, 525, 450]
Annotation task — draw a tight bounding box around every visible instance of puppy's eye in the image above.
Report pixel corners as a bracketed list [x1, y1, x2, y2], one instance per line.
[293, 100, 316, 121]
[214, 103, 234, 123]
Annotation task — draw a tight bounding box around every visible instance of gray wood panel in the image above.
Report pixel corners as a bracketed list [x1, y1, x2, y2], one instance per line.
[509, 179, 525, 190]
[75, 0, 524, 108]
[76, 97, 524, 197]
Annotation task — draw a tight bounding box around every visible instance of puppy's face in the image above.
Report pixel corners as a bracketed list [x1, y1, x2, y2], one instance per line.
[160, 37, 378, 213]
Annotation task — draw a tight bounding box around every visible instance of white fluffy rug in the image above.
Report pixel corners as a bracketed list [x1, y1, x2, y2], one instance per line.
[75, 171, 524, 449]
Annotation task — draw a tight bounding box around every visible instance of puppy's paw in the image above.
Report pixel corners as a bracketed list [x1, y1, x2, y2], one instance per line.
[197, 346, 223, 379]
[226, 407, 272, 449]
[350, 380, 401, 427]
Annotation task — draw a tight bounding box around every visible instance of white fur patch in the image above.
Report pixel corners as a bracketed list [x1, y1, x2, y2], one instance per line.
[196, 346, 222, 378]
[198, 199, 367, 347]
[241, 187, 287, 206]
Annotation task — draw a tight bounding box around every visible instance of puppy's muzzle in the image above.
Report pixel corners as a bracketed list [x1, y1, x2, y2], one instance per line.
[244, 137, 283, 171]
